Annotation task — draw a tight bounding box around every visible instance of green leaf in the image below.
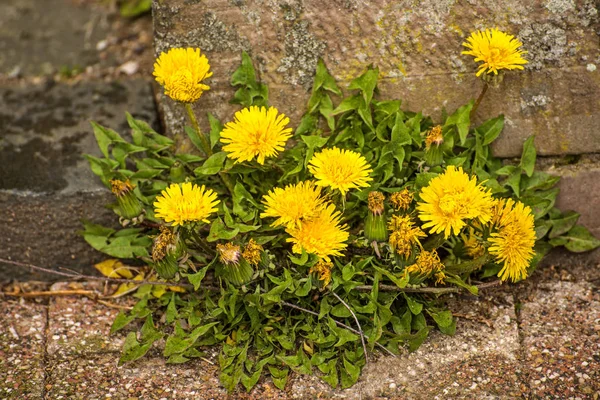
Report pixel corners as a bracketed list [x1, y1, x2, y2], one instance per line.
[444, 275, 478, 295]
[301, 134, 329, 149]
[342, 357, 361, 388]
[207, 217, 239, 242]
[268, 366, 289, 390]
[549, 211, 580, 239]
[427, 309, 454, 328]
[231, 51, 258, 87]
[313, 58, 342, 95]
[407, 327, 430, 352]
[348, 66, 379, 105]
[559, 225, 600, 252]
[207, 112, 224, 149]
[119, 0, 151, 17]
[519, 136, 537, 177]
[186, 265, 210, 291]
[120, 332, 152, 364]
[444, 102, 473, 145]
[478, 115, 504, 146]
[321, 359, 338, 387]
[184, 126, 208, 154]
[391, 112, 412, 146]
[140, 315, 163, 343]
[90, 121, 124, 158]
[403, 293, 423, 315]
[110, 311, 135, 334]
[194, 152, 227, 175]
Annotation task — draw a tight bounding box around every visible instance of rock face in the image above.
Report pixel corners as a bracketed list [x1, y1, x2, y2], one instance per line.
[0, 79, 159, 280]
[153, 0, 600, 158]
[153, 0, 600, 256]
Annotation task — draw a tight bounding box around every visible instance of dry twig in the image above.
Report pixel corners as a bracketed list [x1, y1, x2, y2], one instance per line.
[331, 291, 369, 365]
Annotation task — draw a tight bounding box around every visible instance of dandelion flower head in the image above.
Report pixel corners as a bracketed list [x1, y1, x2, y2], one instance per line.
[417, 166, 494, 238]
[154, 182, 219, 226]
[286, 204, 349, 261]
[488, 198, 536, 282]
[261, 181, 325, 228]
[153, 48, 213, 103]
[308, 147, 373, 196]
[220, 106, 292, 165]
[242, 239, 263, 266]
[462, 28, 528, 77]
[389, 188, 414, 211]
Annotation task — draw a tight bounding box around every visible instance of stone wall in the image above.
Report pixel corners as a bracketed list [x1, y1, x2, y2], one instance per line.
[153, 0, 600, 157]
[153, 0, 600, 251]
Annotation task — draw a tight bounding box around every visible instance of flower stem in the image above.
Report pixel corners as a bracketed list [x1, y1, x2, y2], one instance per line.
[470, 82, 489, 121]
[183, 103, 235, 196]
[184, 103, 212, 157]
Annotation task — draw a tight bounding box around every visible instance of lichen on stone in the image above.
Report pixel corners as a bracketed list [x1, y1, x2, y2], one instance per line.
[277, 20, 326, 87]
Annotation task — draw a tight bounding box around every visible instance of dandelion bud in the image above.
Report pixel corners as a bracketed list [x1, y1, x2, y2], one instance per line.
[110, 179, 144, 220]
[365, 191, 388, 242]
[152, 227, 186, 279]
[216, 243, 254, 286]
[169, 161, 186, 182]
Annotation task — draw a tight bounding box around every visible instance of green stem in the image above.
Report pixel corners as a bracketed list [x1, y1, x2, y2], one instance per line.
[189, 227, 214, 257]
[184, 103, 212, 157]
[183, 103, 235, 196]
[470, 82, 489, 121]
[445, 254, 489, 275]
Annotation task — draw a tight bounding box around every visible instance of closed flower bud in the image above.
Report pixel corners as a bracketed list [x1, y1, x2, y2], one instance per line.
[110, 179, 144, 220]
[216, 243, 254, 286]
[365, 191, 388, 242]
[152, 227, 186, 279]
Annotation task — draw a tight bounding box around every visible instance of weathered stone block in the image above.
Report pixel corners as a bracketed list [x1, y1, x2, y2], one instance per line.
[0, 0, 109, 76]
[0, 79, 159, 279]
[153, 0, 600, 157]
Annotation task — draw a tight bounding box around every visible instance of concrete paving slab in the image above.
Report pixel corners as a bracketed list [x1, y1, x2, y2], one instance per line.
[518, 265, 600, 399]
[46, 282, 132, 357]
[0, 299, 47, 399]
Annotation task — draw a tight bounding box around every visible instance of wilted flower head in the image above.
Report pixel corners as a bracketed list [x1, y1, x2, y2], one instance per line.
[310, 259, 334, 286]
[242, 239, 263, 267]
[217, 243, 241, 266]
[388, 215, 426, 259]
[425, 125, 444, 150]
[110, 179, 143, 220]
[406, 250, 446, 284]
[368, 191, 385, 216]
[153, 48, 213, 103]
[462, 28, 528, 77]
[220, 106, 292, 165]
[308, 147, 373, 196]
[389, 189, 414, 211]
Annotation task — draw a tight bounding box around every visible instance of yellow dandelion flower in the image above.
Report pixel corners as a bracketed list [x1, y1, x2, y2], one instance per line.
[425, 125, 444, 150]
[417, 166, 494, 238]
[217, 242, 241, 265]
[220, 106, 292, 165]
[153, 48, 213, 103]
[488, 199, 536, 282]
[389, 189, 414, 211]
[286, 204, 349, 261]
[462, 28, 528, 77]
[242, 239, 263, 267]
[154, 182, 219, 226]
[460, 228, 486, 259]
[261, 181, 324, 228]
[368, 191, 385, 216]
[388, 215, 426, 258]
[406, 250, 445, 283]
[308, 147, 373, 196]
[310, 259, 334, 286]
